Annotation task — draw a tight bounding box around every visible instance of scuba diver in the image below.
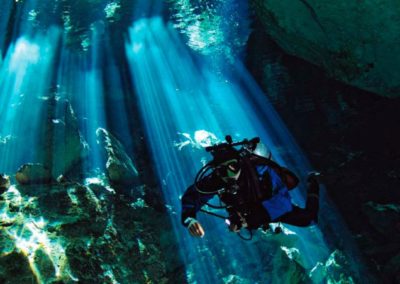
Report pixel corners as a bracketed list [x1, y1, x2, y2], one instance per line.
[181, 136, 321, 238]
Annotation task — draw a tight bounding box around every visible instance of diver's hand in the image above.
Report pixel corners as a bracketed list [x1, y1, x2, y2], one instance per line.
[184, 218, 205, 238]
[228, 222, 243, 232]
[227, 213, 246, 232]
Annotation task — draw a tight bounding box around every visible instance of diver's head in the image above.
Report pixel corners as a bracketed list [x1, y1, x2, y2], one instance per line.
[217, 158, 241, 183]
[210, 145, 242, 182]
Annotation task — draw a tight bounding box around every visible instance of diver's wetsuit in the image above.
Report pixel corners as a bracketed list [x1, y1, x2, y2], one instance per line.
[181, 159, 319, 229]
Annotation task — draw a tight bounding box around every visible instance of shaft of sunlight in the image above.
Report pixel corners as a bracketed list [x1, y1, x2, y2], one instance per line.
[125, 17, 339, 283]
[0, 27, 61, 173]
[56, 27, 108, 173]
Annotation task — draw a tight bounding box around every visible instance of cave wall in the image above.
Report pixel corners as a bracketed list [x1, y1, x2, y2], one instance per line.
[246, 18, 400, 282]
[250, 0, 400, 97]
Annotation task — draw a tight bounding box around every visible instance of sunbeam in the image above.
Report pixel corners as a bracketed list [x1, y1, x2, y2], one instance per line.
[0, 28, 60, 173]
[124, 16, 368, 283]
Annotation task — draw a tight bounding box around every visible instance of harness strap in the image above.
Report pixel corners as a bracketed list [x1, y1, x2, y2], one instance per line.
[242, 156, 264, 203]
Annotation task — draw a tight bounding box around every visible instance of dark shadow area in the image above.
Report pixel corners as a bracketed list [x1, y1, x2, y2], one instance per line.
[246, 19, 400, 281]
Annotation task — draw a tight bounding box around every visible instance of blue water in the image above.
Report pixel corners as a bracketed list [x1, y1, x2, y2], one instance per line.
[0, 0, 370, 283]
[124, 14, 363, 284]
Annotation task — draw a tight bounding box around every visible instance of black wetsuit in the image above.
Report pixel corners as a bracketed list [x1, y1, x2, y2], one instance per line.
[181, 159, 319, 229]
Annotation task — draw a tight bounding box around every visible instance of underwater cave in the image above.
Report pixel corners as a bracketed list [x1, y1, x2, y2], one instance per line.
[0, 0, 399, 283]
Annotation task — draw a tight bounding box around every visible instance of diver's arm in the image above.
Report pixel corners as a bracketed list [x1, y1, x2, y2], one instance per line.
[181, 185, 212, 238]
[181, 184, 215, 225]
[181, 174, 223, 237]
[181, 172, 224, 223]
[181, 185, 201, 223]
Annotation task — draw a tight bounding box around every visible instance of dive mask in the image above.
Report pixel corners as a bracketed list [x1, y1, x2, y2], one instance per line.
[218, 159, 241, 180]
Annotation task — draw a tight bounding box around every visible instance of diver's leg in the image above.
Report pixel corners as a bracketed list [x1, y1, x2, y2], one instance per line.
[277, 177, 320, 227]
[277, 206, 315, 227]
[305, 177, 319, 220]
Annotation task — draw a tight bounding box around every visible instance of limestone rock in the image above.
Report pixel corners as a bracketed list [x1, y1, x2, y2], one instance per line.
[56, 174, 69, 183]
[33, 248, 57, 282]
[96, 128, 139, 185]
[15, 163, 52, 185]
[36, 100, 89, 179]
[270, 246, 309, 283]
[309, 262, 326, 283]
[383, 252, 400, 283]
[251, 0, 400, 97]
[324, 250, 355, 283]
[0, 98, 88, 177]
[0, 174, 10, 193]
[308, 250, 358, 283]
[0, 251, 33, 284]
[65, 240, 104, 283]
[0, 175, 179, 283]
[223, 275, 253, 284]
[0, 230, 15, 256]
[362, 202, 400, 238]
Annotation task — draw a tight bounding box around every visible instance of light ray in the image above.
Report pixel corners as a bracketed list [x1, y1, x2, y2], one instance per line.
[0, 27, 61, 173]
[125, 16, 367, 283]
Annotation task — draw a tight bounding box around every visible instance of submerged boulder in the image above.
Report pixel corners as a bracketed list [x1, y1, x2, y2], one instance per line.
[222, 275, 253, 284]
[0, 251, 33, 284]
[15, 163, 52, 185]
[251, 0, 400, 97]
[0, 174, 10, 193]
[383, 252, 400, 284]
[270, 245, 309, 283]
[0, 178, 180, 283]
[0, 97, 88, 178]
[362, 202, 400, 238]
[324, 250, 356, 283]
[45, 100, 89, 178]
[96, 128, 139, 185]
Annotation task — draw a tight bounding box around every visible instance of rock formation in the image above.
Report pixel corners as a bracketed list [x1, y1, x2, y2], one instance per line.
[250, 0, 400, 97]
[15, 163, 52, 185]
[0, 97, 90, 179]
[0, 179, 183, 283]
[39, 100, 90, 179]
[246, 18, 400, 281]
[0, 174, 10, 193]
[96, 128, 139, 186]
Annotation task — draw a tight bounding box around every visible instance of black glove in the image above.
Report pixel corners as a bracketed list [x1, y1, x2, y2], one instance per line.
[245, 202, 271, 230]
[228, 211, 244, 232]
